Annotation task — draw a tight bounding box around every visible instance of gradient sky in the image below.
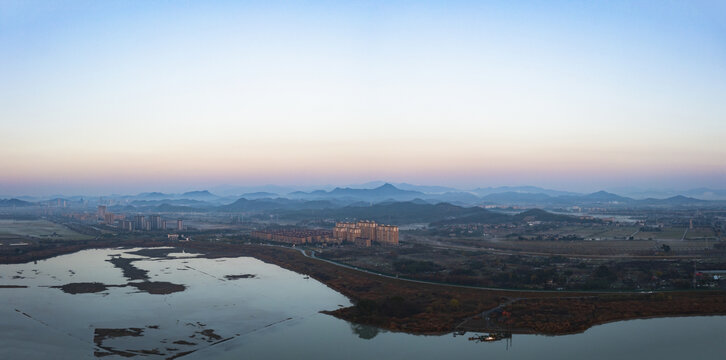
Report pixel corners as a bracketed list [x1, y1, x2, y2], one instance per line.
[1, 1, 725, 195]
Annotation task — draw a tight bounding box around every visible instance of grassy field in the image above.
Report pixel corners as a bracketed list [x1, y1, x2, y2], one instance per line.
[584, 226, 640, 240]
[685, 227, 717, 240]
[0, 219, 93, 242]
[531, 225, 640, 240]
[634, 227, 686, 241]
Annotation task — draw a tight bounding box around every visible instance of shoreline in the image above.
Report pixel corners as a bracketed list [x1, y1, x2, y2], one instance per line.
[179, 242, 726, 335]
[2, 241, 725, 336]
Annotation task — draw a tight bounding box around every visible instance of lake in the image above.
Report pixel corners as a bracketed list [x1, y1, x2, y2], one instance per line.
[1, 247, 724, 359]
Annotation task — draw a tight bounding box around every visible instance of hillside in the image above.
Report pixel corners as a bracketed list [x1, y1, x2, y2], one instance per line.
[0, 198, 34, 207]
[279, 201, 506, 225]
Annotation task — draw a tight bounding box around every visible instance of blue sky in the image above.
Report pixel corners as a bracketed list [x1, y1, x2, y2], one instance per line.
[1, 1, 725, 195]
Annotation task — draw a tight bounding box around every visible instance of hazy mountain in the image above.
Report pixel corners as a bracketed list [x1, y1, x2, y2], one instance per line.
[209, 184, 325, 197]
[635, 195, 711, 206]
[682, 188, 726, 200]
[279, 201, 495, 224]
[607, 187, 726, 201]
[329, 183, 423, 197]
[580, 191, 632, 203]
[288, 183, 426, 202]
[181, 190, 217, 199]
[392, 183, 459, 194]
[481, 192, 553, 203]
[137, 192, 171, 199]
[131, 199, 215, 208]
[512, 208, 592, 222]
[425, 191, 481, 205]
[409, 198, 432, 205]
[471, 186, 579, 197]
[156, 203, 200, 213]
[219, 198, 341, 212]
[240, 192, 279, 199]
[0, 198, 34, 207]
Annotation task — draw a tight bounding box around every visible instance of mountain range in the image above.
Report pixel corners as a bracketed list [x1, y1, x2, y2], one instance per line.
[5, 183, 726, 214]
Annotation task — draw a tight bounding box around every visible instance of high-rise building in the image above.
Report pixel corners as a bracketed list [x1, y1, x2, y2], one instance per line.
[375, 225, 399, 246]
[134, 215, 146, 231]
[357, 220, 377, 241]
[333, 221, 398, 246]
[120, 220, 134, 231]
[97, 205, 106, 220]
[176, 219, 183, 231]
[149, 215, 162, 230]
[104, 213, 116, 225]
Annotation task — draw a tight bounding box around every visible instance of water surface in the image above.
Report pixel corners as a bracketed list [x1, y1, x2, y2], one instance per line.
[1, 248, 723, 359]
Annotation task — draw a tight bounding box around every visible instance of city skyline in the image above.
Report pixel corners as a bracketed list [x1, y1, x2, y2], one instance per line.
[2, 1, 725, 195]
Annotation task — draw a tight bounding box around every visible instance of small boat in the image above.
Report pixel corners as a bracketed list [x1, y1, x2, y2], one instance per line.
[468, 332, 511, 343]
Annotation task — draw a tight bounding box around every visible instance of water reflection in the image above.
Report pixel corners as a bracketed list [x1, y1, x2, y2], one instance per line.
[350, 323, 382, 340]
[2, 248, 725, 360]
[0, 247, 352, 359]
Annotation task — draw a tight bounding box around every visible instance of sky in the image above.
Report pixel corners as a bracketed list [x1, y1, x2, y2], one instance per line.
[1, 0, 725, 196]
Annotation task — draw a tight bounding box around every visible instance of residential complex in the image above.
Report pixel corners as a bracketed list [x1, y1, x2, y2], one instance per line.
[333, 220, 399, 246]
[250, 220, 398, 247]
[251, 229, 339, 245]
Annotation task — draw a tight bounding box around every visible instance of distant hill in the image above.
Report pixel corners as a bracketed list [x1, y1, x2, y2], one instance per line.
[131, 199, 214, 208]
[432, 208, 598, 226]
[615, 187, 726, 201]
[581, 191, 631, 203]
[425, 191, 481, 205]
[137, 192, 171, 199]
[0, 198, 33, 207]
[635, 195, 710, 206]
[472, 186, 579, 197]
[240, 192, 279, 199]
[218, 198, 340, 212]
[181, 190, 217, 198]
[482, 192, 553, 203]
[328, 183, 423, 198]
[478, 190, 640, 207]
[681, 188, 726, 200]
[288, 183, 426, 202]
[156, 203, 200, 213]
[392, 183, 458, 194]
[512, 208, 592, 222]
[409, 198, 432, 205]
[279, 201, 489, 224]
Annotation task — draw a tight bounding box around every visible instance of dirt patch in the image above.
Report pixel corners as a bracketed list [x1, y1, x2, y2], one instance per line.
[107, 257, 149, 281]
[172, 340, 196, 346]
[52, 281, 184, 295]
[224, 274, 256, 280]
[128, 281, 186, 295]
[168, 350, 196, 359]
[199, 329, 222, 341]
[52, 282, 123, 294]
[93, 327, 144, 346]
[126, 248, 183, 258]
